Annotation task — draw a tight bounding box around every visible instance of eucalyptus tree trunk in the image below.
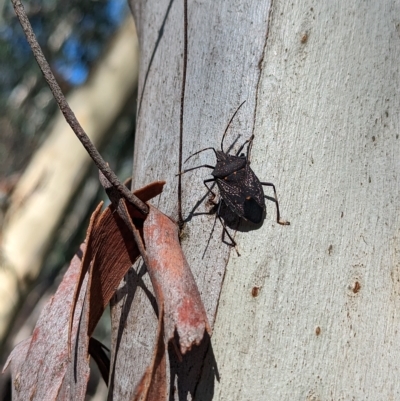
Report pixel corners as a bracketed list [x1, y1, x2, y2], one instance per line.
[110, 0, 400, 399]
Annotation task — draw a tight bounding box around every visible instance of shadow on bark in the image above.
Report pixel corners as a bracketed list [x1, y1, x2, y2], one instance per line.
[168, 332, 219, 401]
[135, 0, 176, 120]
[108, 265, 156, 397]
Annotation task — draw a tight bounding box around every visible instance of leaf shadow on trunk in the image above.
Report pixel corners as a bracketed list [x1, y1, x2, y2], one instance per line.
[108, 264, 158, 395]
[168, 332, 219, 401]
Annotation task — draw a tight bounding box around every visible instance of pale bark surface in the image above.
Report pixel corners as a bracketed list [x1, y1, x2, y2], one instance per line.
[208, 1, 400, 400]
[112, 0, 400, 400]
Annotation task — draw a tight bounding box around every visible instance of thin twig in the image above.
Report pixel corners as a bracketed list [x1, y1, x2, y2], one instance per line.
[177, 0, 188, 228]
[11, 0, 149, 216]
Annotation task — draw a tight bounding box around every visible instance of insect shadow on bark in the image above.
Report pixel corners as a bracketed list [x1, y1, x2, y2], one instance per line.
[178, 101, 290, 256]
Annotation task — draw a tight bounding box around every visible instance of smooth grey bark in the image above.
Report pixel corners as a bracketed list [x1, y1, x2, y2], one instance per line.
[111, 0, 400, 400]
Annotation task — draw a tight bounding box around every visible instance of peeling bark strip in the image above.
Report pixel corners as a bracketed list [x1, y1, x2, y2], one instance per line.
[98, 176, 210, 396]
[131, 306, 167, 401]
[2, 244, 89, 401]
[97, 175, 210, 355]
[143, 206, 211, 354]
[59, 282, 91, 400]
[70, 180, 166, 342]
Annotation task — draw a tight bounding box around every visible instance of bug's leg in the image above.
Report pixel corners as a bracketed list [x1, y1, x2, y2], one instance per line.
[176, 164, 214, 176]
[217, 203, 241, 256]
[219, 215, 240, 256]
[203, 178, 217, 200]
[260, 182, 290, 225]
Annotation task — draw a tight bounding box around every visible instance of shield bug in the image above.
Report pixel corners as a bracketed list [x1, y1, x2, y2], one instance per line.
[179, 101, 290, 251]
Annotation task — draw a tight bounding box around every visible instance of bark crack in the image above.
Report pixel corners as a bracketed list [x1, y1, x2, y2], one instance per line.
[251, 0, 275, 139]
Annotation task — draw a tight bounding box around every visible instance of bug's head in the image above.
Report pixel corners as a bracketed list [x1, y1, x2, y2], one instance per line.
[215, 150, 226, 161]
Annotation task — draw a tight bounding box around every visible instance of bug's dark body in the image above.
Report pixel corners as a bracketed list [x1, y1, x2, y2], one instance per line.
[212, 151, 265, 224]
[179, 102, 289, 254]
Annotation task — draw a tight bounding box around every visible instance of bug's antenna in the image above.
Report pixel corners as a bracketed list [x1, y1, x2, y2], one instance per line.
[184, 147, 217, 164]
[221, 100, 246, 153]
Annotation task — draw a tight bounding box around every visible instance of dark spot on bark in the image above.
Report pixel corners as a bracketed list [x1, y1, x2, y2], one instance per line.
[353, 281, 361, 293]
[301, 32, 309, 43]
[251, 287, 260, 297]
